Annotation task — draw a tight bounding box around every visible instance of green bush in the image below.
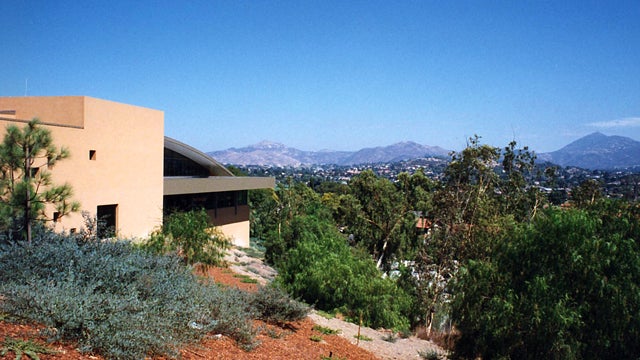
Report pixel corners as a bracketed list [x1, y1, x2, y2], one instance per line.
[451, 207, 640, 359]
[143, 209, 230, 266]
[276, 215, 412, 330]
[0, 234, 256, 359]
[312, 325, 340, 335]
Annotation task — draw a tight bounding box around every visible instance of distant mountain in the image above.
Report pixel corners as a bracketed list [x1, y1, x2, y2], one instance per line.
[208, 140, 450, 166]
[539, 132, 640, 170]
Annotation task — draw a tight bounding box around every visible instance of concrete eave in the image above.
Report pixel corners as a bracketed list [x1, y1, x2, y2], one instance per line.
[164, 176, 275, 196]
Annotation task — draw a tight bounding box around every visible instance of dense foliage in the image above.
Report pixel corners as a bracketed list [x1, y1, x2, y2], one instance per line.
[276, 214, 413, 330]
[451, 206, 640, 359]
[252, 177, 416, 329]
[0, 230, 308, 359]
[1, 126, 636, 358]
[250, 136, 640, 358]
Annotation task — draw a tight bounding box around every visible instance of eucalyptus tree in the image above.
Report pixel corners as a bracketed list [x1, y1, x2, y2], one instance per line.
[342, 169, 432, 272]
[570, 178, 603, 208]
[416, 136, 520, 335]
[262, 178, 328, 266]
[499, 140, 546, 221]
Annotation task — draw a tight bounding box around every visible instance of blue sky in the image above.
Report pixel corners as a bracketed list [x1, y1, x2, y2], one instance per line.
[2, 1, 639, 153]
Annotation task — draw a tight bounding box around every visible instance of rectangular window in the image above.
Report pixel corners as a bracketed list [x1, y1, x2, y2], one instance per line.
[97, 204, 118, 238]
[89, 150, 96, 160]
[0, 110, 16, 119]
[53, 212, 61, 222]
[238, 190, 248, 206]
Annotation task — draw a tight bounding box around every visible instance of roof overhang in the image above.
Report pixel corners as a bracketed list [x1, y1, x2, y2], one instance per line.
[164, 176, 275, 196]
[164, 136, 233, 176]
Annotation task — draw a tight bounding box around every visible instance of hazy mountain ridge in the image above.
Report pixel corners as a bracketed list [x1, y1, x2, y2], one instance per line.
[208, 140, 450, 166]
[539, 132, 640, 170]
[209, 133, 640, 170]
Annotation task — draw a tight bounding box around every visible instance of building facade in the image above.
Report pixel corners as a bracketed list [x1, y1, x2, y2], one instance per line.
[0, 96, 273, 247]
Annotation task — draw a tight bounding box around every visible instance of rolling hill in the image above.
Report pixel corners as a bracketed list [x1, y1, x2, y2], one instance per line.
[208, 140, 450, 166]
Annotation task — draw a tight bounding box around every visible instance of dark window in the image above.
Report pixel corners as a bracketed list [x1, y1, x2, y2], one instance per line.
[217, 192, 234, 208]
[53, 212, 61, 222]
[97, 204, 117, 238]
[164, 148, 210, 177]
[89, 150, 96, 160]
[238, 190, 248, 205]
[164, 191, 246, 215]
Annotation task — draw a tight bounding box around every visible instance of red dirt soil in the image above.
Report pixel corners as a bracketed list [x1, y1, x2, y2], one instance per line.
[0, 266, 379, 360]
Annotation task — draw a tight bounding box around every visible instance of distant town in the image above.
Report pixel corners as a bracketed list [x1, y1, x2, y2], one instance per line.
[232, 157, 640, 204]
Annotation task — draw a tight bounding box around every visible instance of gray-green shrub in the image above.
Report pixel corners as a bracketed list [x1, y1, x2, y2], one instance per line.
[251, 284, 310, 324]
[0, 234, 255, 359]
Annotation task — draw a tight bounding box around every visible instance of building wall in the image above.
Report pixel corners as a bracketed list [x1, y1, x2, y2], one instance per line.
[217, 220, 251, 248]
[0, 96, 164, 239]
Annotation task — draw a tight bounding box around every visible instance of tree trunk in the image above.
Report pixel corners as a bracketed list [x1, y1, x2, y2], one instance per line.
[376, 239, 388, 270]
[25, 146, 31, 244]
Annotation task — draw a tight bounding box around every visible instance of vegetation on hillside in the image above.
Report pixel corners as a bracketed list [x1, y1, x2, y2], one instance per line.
[0, 123, 638, 359]
[250, 135, 640, 358]
[0, 227, 308, 359]
[143, 208, 230, 266]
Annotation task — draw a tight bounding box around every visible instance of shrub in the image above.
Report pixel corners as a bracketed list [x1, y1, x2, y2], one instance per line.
[451, 208, 640, 360]
[0, 235, 257, 359]
[381, 332, 397, 343]
[417, 349, 441, 360]
[143, 209, 230, 266]
[251, 284, 310, 324]
[1, 337, 59, 360]
[312, 325, 340, 335]
[353, 334, 372, 341]
[276, 215, 412, 330]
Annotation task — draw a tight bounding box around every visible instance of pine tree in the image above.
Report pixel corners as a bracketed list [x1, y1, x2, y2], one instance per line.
[0, 118, 79, 243]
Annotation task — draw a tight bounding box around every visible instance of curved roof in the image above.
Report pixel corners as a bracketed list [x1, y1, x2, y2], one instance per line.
[164, 136, 233, 176]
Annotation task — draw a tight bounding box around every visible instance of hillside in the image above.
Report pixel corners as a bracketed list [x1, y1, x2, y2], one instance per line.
[209, 132, 640, 170]
[539, 132, 640, 170]
[0, 248, 445, 360]
[208, 141, 449, 166]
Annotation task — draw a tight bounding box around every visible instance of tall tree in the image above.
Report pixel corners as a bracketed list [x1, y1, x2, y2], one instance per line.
[262, 178, 327, 265]
[430, 135, 501, 259]
[0, 118, 79, 243]
[570, 178, 603, 208]
[416, 136, 501, 335]
[500, 140, 545, 221]
[343, 170, 427, 272]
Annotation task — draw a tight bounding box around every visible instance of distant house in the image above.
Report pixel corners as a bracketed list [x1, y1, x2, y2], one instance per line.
[0, 96, 274, 247]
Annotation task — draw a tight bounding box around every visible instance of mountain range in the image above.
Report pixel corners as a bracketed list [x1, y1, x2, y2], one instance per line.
[538, 132, 640, 170]
[208, 133, 640, 170]
[208, 141, 450, 167]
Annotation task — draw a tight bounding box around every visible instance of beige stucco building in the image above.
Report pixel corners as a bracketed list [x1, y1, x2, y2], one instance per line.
[0, 96, 274, 247]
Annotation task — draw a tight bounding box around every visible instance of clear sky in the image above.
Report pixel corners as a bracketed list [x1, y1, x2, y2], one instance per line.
[2, 1, 639, 153]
